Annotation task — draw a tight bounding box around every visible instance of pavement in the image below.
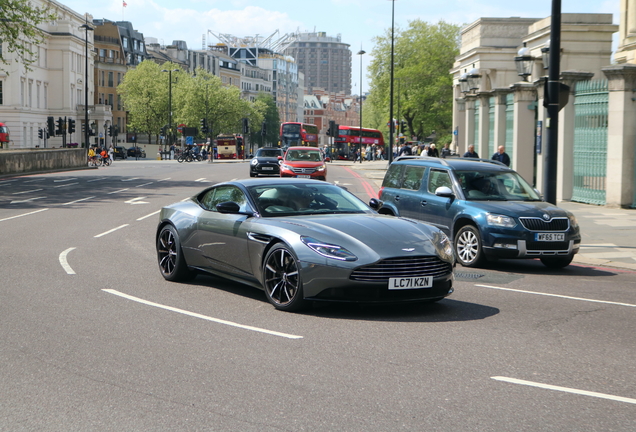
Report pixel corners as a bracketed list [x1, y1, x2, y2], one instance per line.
[340, 159, 636, 272]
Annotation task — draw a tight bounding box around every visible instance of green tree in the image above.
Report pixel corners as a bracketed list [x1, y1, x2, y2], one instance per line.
[117, 60, 173, 144]
[367, 20, 460, 145]
[249, 92, 279, 149]
[0, 0, 57, 72]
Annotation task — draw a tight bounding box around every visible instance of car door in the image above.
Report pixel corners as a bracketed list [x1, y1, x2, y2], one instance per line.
[196, 185, 254, 279]
[395, 165, 427, 220]
[421, 168, 456, 235]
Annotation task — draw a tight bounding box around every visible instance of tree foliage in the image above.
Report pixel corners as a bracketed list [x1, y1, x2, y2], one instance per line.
[0, 0, 57, 72]
[248, 92, 279, 149]
[367, 20, 461, 144]
[118, 62, 265, 145]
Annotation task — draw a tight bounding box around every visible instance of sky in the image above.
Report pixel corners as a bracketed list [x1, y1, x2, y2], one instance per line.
[61, 0, 619, 93]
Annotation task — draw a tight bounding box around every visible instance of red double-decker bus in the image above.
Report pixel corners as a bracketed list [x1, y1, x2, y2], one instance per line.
[332, 125, 385, 160]
[279, 122, 319, 148]
[0, 122, 10, 145]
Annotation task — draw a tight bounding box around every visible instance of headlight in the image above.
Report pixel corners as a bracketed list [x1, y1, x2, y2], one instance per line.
[433, 231, 455, 262]
[315, 164, 326, 171]
[568, 213, 579, 229]
[281, 164, 292, 171]
[486, 213, 516, 228]
[301, 236, 357, 261]
[250, 159, 258, 165]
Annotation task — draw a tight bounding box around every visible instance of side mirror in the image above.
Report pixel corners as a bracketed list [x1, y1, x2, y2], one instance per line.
[435, 186, 455, 198]
[325, 157, 331, 162]
[277, 155, 283, 160]
[216, 201, 241, 213]
[368, 198, 383, 211]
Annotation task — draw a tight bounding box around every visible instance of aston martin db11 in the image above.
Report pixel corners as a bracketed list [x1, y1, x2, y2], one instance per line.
[156, 179, 455, 311]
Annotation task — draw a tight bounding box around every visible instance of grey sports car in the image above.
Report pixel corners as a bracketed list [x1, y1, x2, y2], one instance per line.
[156, 178, 455, 311]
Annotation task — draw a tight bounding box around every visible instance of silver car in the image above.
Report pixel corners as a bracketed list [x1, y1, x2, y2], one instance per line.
[157, 179, 455, 311]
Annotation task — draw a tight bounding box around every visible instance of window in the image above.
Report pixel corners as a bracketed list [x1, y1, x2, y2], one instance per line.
[382, 164, 404, 189]
[108, 72, 113, 87]
[200, 186, 248, 212]
[427, 169, 452, 193]
[108, 93, 114, 108]
[117, 73, 121, 85]
[122, 36, 128, 48]
[400, 166, 426, 191]
[0, 81, 3, 105]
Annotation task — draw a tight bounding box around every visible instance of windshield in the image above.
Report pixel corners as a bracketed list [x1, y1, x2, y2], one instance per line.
[247, 183, 370, 217]
[285, 149, 322, 162]
[282, 124, 301, 138]
[455, 170, 541, 201]
[256, 149, 283, 158]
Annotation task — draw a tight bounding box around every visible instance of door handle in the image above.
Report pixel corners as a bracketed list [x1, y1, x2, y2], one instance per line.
[395, 196, 400, 201]
[421, 200, 427, 206]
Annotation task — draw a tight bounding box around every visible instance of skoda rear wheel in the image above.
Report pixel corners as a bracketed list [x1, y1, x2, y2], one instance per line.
[455, 225, 485, 267]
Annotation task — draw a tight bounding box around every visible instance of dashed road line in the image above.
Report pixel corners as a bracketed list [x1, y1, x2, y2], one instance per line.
[12, 189, 43, 195]
[0, 208, 49, 222]
[61, 196, 95, 206]
[102, 289, 303, 339]
[53, 178, 77, 183]
[87, 177, 107, 183]
[137, 210, 160, 221]
[54, 182, 79, 188]
[59, 247, 76, 275]
[135, 182, 153, 188]
[108, 188, 129, 194]
[158, 177, 171, 182]
[10, 197, 45, 204]
[94, 224, 129, 238]
[492, 376, 636, 405]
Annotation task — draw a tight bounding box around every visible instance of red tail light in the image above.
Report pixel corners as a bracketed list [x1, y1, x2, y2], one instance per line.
[378, 187, 384, 198]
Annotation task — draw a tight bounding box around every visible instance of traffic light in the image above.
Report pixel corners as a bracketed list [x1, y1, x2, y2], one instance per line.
[68, 119, 76, 134]
[108, 125, 114, 137]
[38, 128, 43, 139]
[200, 118, 208, 134]
[400, 120, 407, 133]
[328, 120, 338, 137]
[261, 121, 267, 137]
[56, 117, 64, 135]
[47, 117, 55, 136]
[160, 125, 167, 137]
[242, 118, 249, 134]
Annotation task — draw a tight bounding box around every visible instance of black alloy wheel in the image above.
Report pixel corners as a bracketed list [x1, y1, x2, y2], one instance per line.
[263, 244, 306, 311]
[157, 225, 194, 282]
[455, 225, 486, 267]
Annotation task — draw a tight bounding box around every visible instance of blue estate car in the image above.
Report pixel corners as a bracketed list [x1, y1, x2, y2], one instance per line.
[373, 156, 581, 268]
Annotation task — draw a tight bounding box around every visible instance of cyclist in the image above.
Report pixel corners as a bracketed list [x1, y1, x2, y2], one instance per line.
[88, 146, 97, 166]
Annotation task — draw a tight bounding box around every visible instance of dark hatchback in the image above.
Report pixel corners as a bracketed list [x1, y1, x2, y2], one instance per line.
[127, 146, 146, 158]
[250, 147, 284, 177]
[113, 146, 127, 159]
[374, 157, 581, 268]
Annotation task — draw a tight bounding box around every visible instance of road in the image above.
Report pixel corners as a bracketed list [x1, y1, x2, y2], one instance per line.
[1, 160, 635, 431]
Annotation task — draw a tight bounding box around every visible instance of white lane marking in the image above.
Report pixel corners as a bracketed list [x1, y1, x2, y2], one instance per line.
[61, 196, 95, 206]
[102, 289, 303, 339]
[195, 178, 206, 182]
[0, 208, 49, 222]
[53, 178, 77, 183]
[94, 224, 129, 238]
[137, 210, 160, 221]
[135, 182, 153, 188]
[491, 376, 636, 405]
[124, 197, 148, 205]
[0, 179, 18, 185]
[108, 188, 129, 194]
[122, 177, 140, 182]
[12, 189, 43, 195]
[24, 178, 46, 183]
[87, 177, 107, 183]
[59, 247, 76, 275]
[158, 177, 171, 182]
[475, 284, 636, 308]
[10, 197, 45, 204]
[54, 182, 79, 188]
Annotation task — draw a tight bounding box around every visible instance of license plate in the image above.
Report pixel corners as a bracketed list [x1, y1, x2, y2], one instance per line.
[535, 233, 565, 241]
[388, 276, 433, 290]
[297, 175, 311, 178]
[262, 167, 273, 170]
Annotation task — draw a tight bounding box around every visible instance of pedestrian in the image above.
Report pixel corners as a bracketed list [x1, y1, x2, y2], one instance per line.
[108, 145, 114, 162]
[427, 143, 439, 158]
[491, 145, 511, 166]
[463, 144, 479, 158]
[441, 143, 452, 158]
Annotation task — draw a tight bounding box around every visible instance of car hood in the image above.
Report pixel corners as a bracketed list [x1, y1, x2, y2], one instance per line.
[258, 213, 445, 262]
[282, 161, 324, 167]
[465, 200, 572, 218]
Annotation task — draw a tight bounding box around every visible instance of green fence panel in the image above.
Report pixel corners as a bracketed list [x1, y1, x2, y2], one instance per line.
[572, 79, 608, 205]
[505, 93, 514, 163]
[474, 99, 480, 152]
[488, 97, 495, 159]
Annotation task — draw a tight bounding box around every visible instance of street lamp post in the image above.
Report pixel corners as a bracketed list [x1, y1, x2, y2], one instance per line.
[358, 49, 366, 160]
[161, 68, 179, 150]
[388, 0, 396, 163]
[80, 20, 93, 150]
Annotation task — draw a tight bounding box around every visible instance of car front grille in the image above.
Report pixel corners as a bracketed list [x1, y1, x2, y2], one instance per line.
[526, 241, 570, 251]
[291, 167, 317, 174]
[519, 217, 569, 231]
[350, 256, 452, 282]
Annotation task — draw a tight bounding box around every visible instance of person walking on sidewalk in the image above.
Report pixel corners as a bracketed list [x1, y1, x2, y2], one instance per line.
[491, 145, 511, 166]
[463, 144, 479, 158]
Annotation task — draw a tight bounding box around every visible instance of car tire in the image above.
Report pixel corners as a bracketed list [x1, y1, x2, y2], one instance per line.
[540, 255, 574, 268]
[157, 225, 195, 282]
[454, 225, 486, 267]
[263, 244, 306, 311]
[250, 172, 257, 177]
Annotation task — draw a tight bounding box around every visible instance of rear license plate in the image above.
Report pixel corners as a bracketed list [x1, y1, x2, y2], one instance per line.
[297, 175, 311, 178]
[388, 276, 433, 290]
[262, 167, 273, 170]
[535, 233, 565, 241]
